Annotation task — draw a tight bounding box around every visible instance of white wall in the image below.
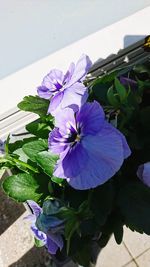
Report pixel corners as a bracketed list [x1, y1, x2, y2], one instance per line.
[1, 0, 150, 79]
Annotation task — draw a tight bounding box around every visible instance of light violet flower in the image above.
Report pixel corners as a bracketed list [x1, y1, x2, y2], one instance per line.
[37, 54, 92, 114]
[48, 101, 131, 190]
[25, 200, 64, 254]
[137, 162, 150, 187]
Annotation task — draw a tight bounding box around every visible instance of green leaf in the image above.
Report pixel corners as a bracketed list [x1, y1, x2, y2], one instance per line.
[118, 182, 150, 235]
[17, 95, 49, 117]
[2, 153, 38, 173]
[35, 151, 58, 177]
[5, 134, 10, 154]
[91, 81, 110, 104]
[13, 148, 29, 163]
[57, 207, 75, 219]
[77, 200, 93, 220]
[97, 232, 111, 248]
[92, 69, 120, 86]
[90, 69, 125, 104]
[90, 182, 114, 226]
[58, 206, 81, 254]
[133, 63, 150, 75]
[137, 79, 150, 91]
[2, 172, 50, 202]
[22, 139, 48, 162]
[26, 119, 52, 139]
[65, 216, 79, 254]
[107, 86, 120, 107]
[97, 210, 124, 248]
[114, 78, 127, 102]
[0, 157, 10, 164]
[51, 176, 64, 185]
[80, 219, 96, 236]
[0, 155, 19, 171]
[65, 216, 79, 237]
[140, 106, 150, 132]
[73, 240, 91, 267]
[42, 199, 62, 215]
[34, 238, 45, 247]
[12, 157, 38, 173]
[9, 137, 37, 153]
[113, 220, 124, 244]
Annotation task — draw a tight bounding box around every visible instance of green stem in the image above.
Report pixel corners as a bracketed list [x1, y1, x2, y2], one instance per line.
[7, 155, 39, 173]
[13, 158, 38, 173]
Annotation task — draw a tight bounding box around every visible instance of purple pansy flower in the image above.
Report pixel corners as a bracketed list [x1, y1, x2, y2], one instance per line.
[137, 162, 150, 187]
[48, 101, 131, 190]
[37, 54, 92, 114]
[25, 200, 64, 254]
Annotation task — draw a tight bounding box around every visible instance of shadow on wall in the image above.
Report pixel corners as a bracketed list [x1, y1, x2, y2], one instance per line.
[123, 35, 146, 48]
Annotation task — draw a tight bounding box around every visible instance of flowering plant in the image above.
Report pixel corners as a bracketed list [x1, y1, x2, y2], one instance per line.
[1, 55, 150, 266]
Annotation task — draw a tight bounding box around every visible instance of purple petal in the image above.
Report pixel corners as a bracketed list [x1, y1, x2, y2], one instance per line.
[67, 54, 92, 87]
[48, 233, 63, 251]
[37, 86, 52, 99]
[27, 200, 42, 218]
[68, 123, 126, 189]
[137, 162, 150, 187]
[48, 92, 64, 114]
[49, 128, 68, 154]
[109, 126, 131, 159]
[59, 142, 89, 178]
[61, 82, 88, 109]
[137, 164, 144, 180]
[46, 237, 59, 254]
[53, 148, 70, 178]
[54, 107, 76, 136]
[0, 140, 5, 155]
[31, 225, 47, 243]
[63, 62, 75, 84]
[42, 69, 64, 90]
[24, 214, 36, 223]
[76, 101, 105, 135]
[117, 132, 131, 159]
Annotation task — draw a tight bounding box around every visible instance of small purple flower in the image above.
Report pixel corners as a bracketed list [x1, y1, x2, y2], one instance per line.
[48, 101, 131, 190]
[137, 162, 150, 187]
[37, 54, 92, 114]
[25, 200, 64, 254]
[0, 140, 5, 155]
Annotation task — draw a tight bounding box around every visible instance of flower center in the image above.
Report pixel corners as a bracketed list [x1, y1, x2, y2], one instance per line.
[54, 81, 63, 90]
[75, 134, 81, 142]
[66, 122, 81, 145]
[67, 131, 78, 143]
